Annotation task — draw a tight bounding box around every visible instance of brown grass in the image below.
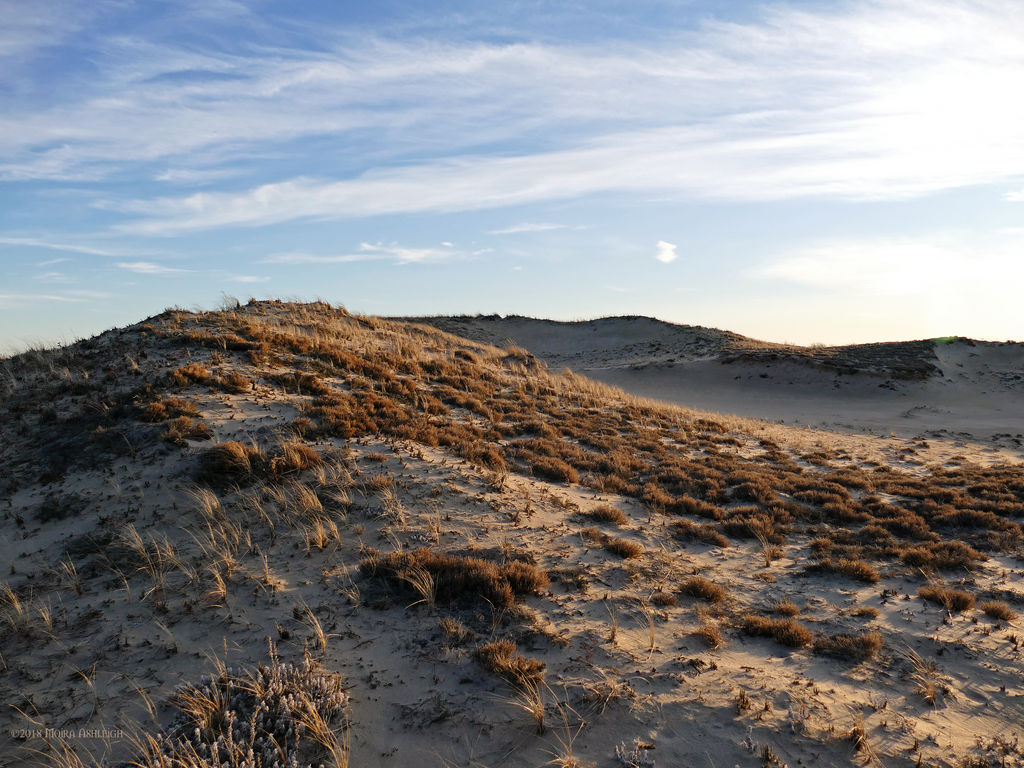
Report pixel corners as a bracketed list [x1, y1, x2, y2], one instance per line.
[582, 527, 644, 559]
[773, 600, 800, 617]
[360, 548, 549, 608]
[806, 557, 880, 584]
[813, 631, 883, 660]
[918, 585, 975, 612]
[161, 416, 212, 446]
[741, 615, 814, 648]
[475, 640, 546, 687]
[585, 504, 628, 525]
[671, 520, 730, 548]
[979, 600, 1017, 622]
[694, 623, 725, 649]
[680, 576, 728, 604]
[199, 441, 261, 486]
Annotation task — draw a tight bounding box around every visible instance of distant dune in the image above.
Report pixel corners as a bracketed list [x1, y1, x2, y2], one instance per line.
[406, 314, 1024, 455]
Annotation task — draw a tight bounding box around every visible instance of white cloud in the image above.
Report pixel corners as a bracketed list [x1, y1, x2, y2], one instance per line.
[264, 242, 460, 266]
[655, 240, 678, 264]
[155, 168, 241, 184]
[0, 292, 84, 305]
[0, 237, 119, 256]
[1006, 189, 1024, 202]
[228, 274, 270, 283]
[487, 223, 567, 235]
[6, 0, 1024, 227]
[35, 271, 70, 283]
[116, 260, 188, 274]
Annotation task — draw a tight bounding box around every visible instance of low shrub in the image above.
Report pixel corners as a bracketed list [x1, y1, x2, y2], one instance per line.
[979, 600, 1017, 621]
[604, 537, 644, 559]
[901, 541, 986, 570]
[680, 576, 728, 604]
[199, 441, 261, 485]
[360, 548, 549, 608]
[773, 600, 800, 617]
[671, 520, 729, 548]
[694, 623, 724, 648]
[806, 557, 880, 584]
[586, 504, 628, 525]
[161, 416, 212, 446]
[918, 585, 975, 612]
[529, 456, 579, 484]
[741, 615, 814, 648]
[266, 441, 322, 480]
[218, 371, 251, 393]
[475, 640, 545, 687]
[814, 631, 883, 660]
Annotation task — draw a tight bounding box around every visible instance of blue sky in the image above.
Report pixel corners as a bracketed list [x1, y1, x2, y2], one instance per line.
[2, 0, 1024, 352]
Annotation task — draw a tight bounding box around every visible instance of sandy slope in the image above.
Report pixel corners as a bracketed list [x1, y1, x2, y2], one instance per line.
[2, 303, 1023, 768]
[407, 315, 1024, 458]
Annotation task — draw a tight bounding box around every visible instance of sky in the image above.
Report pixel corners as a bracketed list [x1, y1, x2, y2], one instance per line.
[2, 0, 1024, 352]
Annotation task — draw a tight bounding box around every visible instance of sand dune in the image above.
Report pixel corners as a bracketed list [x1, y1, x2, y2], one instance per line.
[2, 302, 1023, 768]
[408, 314, 1024, 458]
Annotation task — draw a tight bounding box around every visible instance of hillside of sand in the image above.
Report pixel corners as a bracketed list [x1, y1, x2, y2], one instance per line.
[407, 315, 1024, 459]
[2, 301, 1024, 768]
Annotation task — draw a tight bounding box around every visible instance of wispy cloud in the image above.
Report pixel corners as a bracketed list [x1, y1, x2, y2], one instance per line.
[0, 237, 119, 256]
[1006, 189, 1024, 202]
[227, 274, 270, 283]
[655, 240, 678, 264]
[35, 271, 71, 283]
[487, 223, 567, 235]
[265, 242, 461, 265]
[0, 292, 85, 305]
[6, 1, 1024, 228]
[116, 260, 189, 275]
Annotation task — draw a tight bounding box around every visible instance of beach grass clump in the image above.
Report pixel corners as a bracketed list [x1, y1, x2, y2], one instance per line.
[680, 576, 728, 604]
[918, 585, 975, 612]
[475, 640, 546, 688]
[741, 615, 814, 648]
[979, 600, 1017, 622]
[199, 441, 261, 485]
[585, 504, 628, 526]
[136, 648, 348, 768]
[671, 519, 730, 548]
[813, 631, 883, 661]
[805, 557, 880, 584]
[359, 547, 548, 608]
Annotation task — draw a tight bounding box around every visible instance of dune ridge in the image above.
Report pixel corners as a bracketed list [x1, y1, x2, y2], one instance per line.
[1, 300, 1023, 768]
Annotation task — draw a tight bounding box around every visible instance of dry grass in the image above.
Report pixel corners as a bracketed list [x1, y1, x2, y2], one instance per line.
[694, 622, 725, 649]
[773, 599, 801, 617]
[918, 585, 976, 612]
[134, 646, 349, 768]
[360, 548, 549, 608]
[584, 504, 628, 525]
[475, 640, 546, 688]
[806, 557, 880, 584]
[979, 600, 1017, 622]
[671, 519, 730, 548]
[581, 527, 645, 559]
[813, 631, 883, 661]
[741, 615, 814, 648]
[680, 576, 728, 604]
[9, 300, 1024, 768]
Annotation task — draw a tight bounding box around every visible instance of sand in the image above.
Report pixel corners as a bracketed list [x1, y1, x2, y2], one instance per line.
[1, 302, 1022, 768]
